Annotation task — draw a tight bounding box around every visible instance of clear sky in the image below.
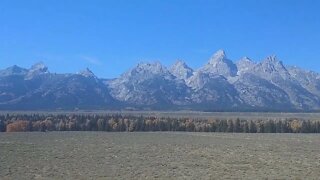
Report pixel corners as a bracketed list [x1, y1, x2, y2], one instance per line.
[1, 0, 320, 78]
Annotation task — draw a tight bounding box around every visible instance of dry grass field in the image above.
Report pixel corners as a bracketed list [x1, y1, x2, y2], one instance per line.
[1, 132, 320, 179]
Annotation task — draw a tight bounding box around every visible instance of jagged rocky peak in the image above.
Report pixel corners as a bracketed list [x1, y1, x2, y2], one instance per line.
[2, 50, 320, 111]
[186, 70, 211, 89]
[288, 66, 320, 79]
[208, 49, 227, 65]
[25, 62, 49, 79]
[29, 62, 48, 73]
[134, 61, 168, 74]
[240, 56, 252, 62]
[263, 55, 284, 65]
[201, 49, 237, 77]
[260, 55, 287, 73]
[236, 56, 256, 74]
[116, 61, 173, 83]
[78, 68, 95, 78]
[250, 55, 292, 81]
[170, 60, 193, 80]
[171, 60, 188, 68]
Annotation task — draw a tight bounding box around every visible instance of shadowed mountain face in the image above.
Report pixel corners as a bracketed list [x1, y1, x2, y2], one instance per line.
[1, 51, 320, 111]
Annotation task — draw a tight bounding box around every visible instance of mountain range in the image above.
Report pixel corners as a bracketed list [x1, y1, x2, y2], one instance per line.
[1, 50, 320, 112]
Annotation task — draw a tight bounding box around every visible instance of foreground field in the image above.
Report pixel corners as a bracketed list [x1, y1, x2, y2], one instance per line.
[0, 132, 320, 179]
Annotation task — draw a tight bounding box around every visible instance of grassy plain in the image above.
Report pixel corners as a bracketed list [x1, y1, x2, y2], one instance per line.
[1, 132, 320, 179]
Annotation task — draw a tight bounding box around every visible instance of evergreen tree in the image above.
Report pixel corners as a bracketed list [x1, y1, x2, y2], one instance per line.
[275, 120, 282, 133]
[300, 121, 309, 133]
[233, 118, 241, 132]
[97, 118, 105, 131]
[227, 120, 234, 132]
[216, 120, 223, 132]
[243, 121, 249, 133]
[256, 122, 264, 133]
[281, 120, 290, 133]
[218, 120, 228, 132]
[0, 120, 6, 132]
[265, 120, 276, 133]
[316, 121, 320, 133]
[249, 121, 257, 133]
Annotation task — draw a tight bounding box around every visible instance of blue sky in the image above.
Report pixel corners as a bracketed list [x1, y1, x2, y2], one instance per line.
[1, 0, 320, 78]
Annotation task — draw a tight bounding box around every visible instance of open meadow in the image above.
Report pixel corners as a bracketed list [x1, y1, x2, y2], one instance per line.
[1, 132, 320, 179]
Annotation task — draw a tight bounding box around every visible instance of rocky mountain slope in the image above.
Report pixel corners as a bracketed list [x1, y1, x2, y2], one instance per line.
[1, 50, 320, 111]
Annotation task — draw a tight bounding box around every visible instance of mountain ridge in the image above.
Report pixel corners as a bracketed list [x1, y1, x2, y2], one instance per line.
[1, 50, 320, 112]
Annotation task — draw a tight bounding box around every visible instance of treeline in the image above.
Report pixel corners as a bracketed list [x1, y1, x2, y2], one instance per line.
[0, 114, 320, 133]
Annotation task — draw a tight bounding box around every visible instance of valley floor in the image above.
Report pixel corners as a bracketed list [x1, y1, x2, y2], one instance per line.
[0, 132, 319, 179]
